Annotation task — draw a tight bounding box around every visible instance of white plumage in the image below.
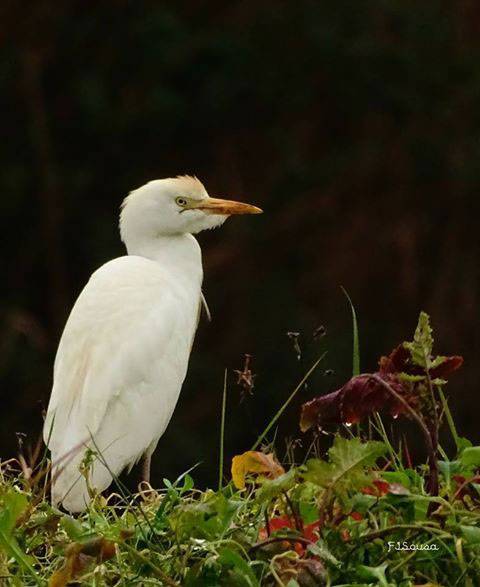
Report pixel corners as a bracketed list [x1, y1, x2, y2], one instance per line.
[43, 176, 261, 511]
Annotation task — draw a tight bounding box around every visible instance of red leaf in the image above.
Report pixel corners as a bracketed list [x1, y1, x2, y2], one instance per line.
[361, 480, 408, 497]
[300, 373, 409, 432]
[372, 480, 390, 494]
[430, 356, 463, 379]
[350, 511, 363, 521]
[258, 516, 322, 553]
[269, 516, 294, 532]
[379, 344, 410, 374]
[303, 520, 321, 542]
[379, 346, 463, 380]
[300, 388, 344, 431]
[258, 516, 293, 543]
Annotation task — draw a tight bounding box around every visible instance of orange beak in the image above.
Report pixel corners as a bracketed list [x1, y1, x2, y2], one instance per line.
[193, 197, 263, 215]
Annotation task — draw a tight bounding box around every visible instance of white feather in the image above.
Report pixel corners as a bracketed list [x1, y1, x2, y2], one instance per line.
[44, 252, 201, 511]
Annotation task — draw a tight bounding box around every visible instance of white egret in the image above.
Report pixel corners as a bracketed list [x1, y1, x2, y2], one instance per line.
[43, 175, 262, 512]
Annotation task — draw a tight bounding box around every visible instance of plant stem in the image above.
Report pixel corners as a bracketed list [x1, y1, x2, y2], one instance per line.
[452, 475, 480, 502]
[369, 374, 439, 495]
[218, 369, 227, 491]
[264, 507, 271, 537]
[359, 523, 443, 542]
[438, 386, 461, 452]
[372, 412, 401, 469]
[283, 491, 302, 532]
[424, 367, 440, 494]
[317, 487, 332, 528]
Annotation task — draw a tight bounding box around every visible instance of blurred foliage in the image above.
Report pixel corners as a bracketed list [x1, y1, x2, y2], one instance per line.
[0, 1, 479, 486]
[4, 434, 480, 585]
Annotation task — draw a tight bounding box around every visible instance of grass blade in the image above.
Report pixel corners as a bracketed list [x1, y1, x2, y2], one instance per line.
[218, 369, 228, 491]
[0, 529, 41, 584]
[438, 386, 461, 453]
[341, 286, 360, 376]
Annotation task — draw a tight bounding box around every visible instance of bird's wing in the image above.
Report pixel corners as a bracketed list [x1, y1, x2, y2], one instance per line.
[44, 255, 200, 507]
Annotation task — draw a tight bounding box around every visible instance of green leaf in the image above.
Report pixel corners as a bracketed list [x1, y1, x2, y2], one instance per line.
[217, 548, 260, 587]
[184, 556, 222, 586]
[460, 446, 480, 468]
[397, 373, 425, 383]
[163, 478, 175, 490]
[298, 501, 320, 525]
[431, 377, 447, 386]
[380, 471, 412, 488]
[356, 564, 390, 587]
[0, 489, 39, 583]
[413, 497, 430, 521]
[350, 493, 378, 514]
[169, 494, 241, 541]
[438, 460, 464, 488]
[304, 438, 387, 500]
[255, 469, 296, 503]
[60, 515, 86, 540]
[0, 489, 28, 535]
[307, 540, 340, 567]
[403, 468, 424, 490]
[404, 311, 433, 369]
[181, 474, 195, 494]
[457, 437, 473, 453]
[461, 525, 480, 544]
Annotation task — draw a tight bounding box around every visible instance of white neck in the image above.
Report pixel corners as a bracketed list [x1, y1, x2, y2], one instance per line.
[124, 233, 203, 292]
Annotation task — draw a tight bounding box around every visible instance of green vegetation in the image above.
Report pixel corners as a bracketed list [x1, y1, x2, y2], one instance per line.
[1, 313, 480, 586]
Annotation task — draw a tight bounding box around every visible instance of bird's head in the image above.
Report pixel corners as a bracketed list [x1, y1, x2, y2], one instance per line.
[120, 176, 262, 245]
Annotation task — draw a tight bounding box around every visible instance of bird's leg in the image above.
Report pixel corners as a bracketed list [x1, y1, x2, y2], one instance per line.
[141, 452, 152, 484]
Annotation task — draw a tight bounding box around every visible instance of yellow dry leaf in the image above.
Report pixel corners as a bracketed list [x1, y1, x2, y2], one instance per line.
[231, 451, 285, 489]
[48, 548, 89, 587]
[48, 538, 116, 587]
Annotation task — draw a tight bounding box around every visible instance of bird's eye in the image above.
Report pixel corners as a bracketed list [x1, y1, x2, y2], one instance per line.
[176, 197, 188, 207]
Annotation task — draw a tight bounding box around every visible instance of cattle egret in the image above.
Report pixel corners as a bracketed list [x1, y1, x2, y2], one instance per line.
[43, 176, 262, 512]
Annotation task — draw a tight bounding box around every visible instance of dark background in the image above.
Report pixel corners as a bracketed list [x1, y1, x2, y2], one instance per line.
[1, 1, 478, 487]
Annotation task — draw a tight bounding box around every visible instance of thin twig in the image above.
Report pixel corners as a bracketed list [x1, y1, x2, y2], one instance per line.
[250, 535, 314, 553]
[359, 522, 444, 542]
[452, 475, 480, 502]
[264, 508, 272, 537]
[283, 491, 303, 532]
